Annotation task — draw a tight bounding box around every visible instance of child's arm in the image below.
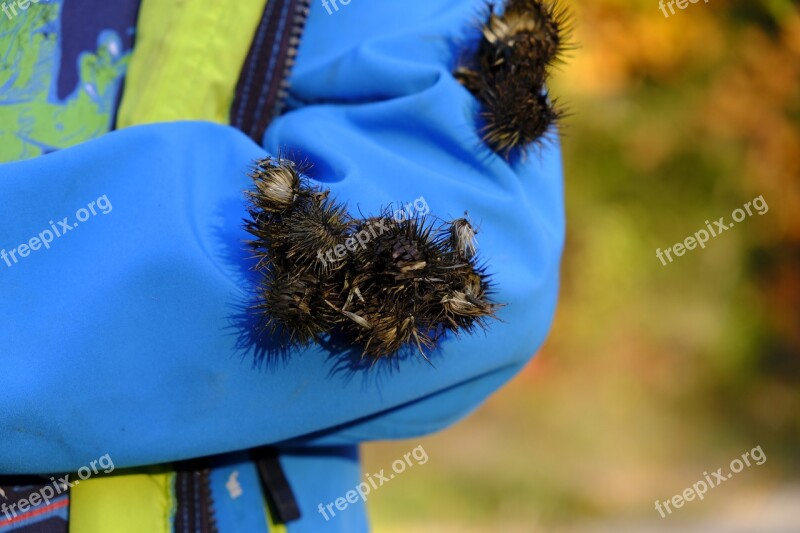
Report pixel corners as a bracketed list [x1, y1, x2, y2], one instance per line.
[0, 0, 564, 474]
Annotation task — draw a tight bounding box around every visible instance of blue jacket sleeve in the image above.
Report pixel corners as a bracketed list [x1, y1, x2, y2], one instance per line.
[0, 0, 564, 474]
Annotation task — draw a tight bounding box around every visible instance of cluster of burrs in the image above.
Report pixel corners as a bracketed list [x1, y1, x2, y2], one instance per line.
[455, 0, 572, 158]
[244, 156, 500, 360]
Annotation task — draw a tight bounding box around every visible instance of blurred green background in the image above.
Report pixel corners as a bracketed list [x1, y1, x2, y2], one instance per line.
[364, 0, 800, 530]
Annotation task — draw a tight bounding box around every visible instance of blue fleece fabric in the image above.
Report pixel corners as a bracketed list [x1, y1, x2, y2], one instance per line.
[280, 446, 368, 533]
[0, 1, 564, 503]
[209, 452, 272, 533]
[206, 445, 367, 533]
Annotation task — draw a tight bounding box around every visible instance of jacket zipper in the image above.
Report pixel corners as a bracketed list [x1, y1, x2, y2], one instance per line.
[174, 468, 217, 533]
[231, 0, 312, 143]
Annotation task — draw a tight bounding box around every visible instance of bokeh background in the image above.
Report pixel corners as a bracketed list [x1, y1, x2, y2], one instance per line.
[364, 0, 800, 530]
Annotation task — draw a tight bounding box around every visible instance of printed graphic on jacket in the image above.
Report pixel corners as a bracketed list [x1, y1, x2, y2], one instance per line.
[0, 0, 139, 162]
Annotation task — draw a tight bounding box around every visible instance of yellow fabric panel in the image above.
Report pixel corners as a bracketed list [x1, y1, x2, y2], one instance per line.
[69, 469, 175, 533]
[117, 0, 268, 127]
